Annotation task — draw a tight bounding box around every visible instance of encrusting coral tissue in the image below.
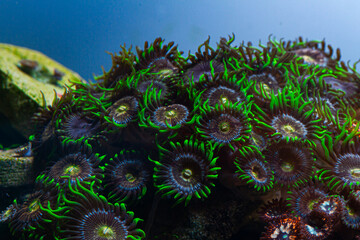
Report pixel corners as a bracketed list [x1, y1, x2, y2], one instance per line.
[1, 35, 360, 239]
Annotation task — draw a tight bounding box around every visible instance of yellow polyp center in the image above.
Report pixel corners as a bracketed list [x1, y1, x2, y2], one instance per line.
[308, 200, 317, 211]
[302, 55, 316, 64]
[252, 137, 259, 146]
[4, 209, 12, 218]
[158, 68, 174, 77]
[165, 109, 177, 119]
[64, 165, 81, 176]
[251, 166, 265, 181]
[347, 206, 355, 216]
[249, 132, 264, 149]
[262, 84, 271, 95]
[281, 162, 294, 173]
[125, 172, 136, 183]
[28, 200, 40, 213]
[251, 167, 260, 179]
[282, 124, 296, 134]
[219, 121, 230, 133]
[116, 104, 129, 114]
[350, 168, 360, 178]
[181, 168, 193, 181]
[97, 225, 115, 239]
[220, 96, 229, 104]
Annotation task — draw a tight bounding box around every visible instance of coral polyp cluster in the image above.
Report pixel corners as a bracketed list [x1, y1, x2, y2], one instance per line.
[2, 35, 360, 239]
[151, 138, 219, 206]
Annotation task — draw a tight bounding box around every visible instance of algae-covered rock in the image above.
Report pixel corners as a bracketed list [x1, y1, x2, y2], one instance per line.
[0, 145, 33, 187]
[0, 43, 84, 138]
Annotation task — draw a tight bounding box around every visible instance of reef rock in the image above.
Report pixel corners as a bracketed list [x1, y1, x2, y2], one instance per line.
[0, 145, 33, 187]
[0, 43, 83, 138]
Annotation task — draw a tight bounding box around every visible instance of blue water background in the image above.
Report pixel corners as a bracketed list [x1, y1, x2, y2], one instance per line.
[1, 0, 360, 81]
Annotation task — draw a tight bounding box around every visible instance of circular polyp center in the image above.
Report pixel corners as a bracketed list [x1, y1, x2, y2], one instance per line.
[4, 209, 12, 218]
[220, 96, 229, 104]
[336, 154, 360, 182]
[28, 200, 40, 213]
[348, 206, 356, 216]
[64, 164, 81, 176]
[302, 55, 316, 64]
[154, 104, 189, 128]
[97, 225, 115, 239]
[219, 121, 230, 133]
[294, 48, 326, 66]
[125, 172, 136, 183]
[251, 166, 260, 179]
[272, 114, 307, 139]
[251, 165, 266, 182]
[280, 161, 294, 173]
[165, 109, 177, 119]
[282, 124, 295, 134]
[308, 200, 317, 211]
[157, 68, 174, 77]
[252, 136, 261, 146]
[262, 83, 271, 95]
[320, 201, 336, 214]
[181, 168, 193, 182]
[116, 104, 129, 114]
[350, 168, 360, 178]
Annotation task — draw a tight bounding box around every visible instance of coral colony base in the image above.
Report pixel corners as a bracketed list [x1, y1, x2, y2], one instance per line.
[1, 35, 360, 240]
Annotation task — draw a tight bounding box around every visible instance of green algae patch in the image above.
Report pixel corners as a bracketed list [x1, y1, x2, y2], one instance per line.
[0, 43, 84, 137]
[0, 146, 33, 187]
